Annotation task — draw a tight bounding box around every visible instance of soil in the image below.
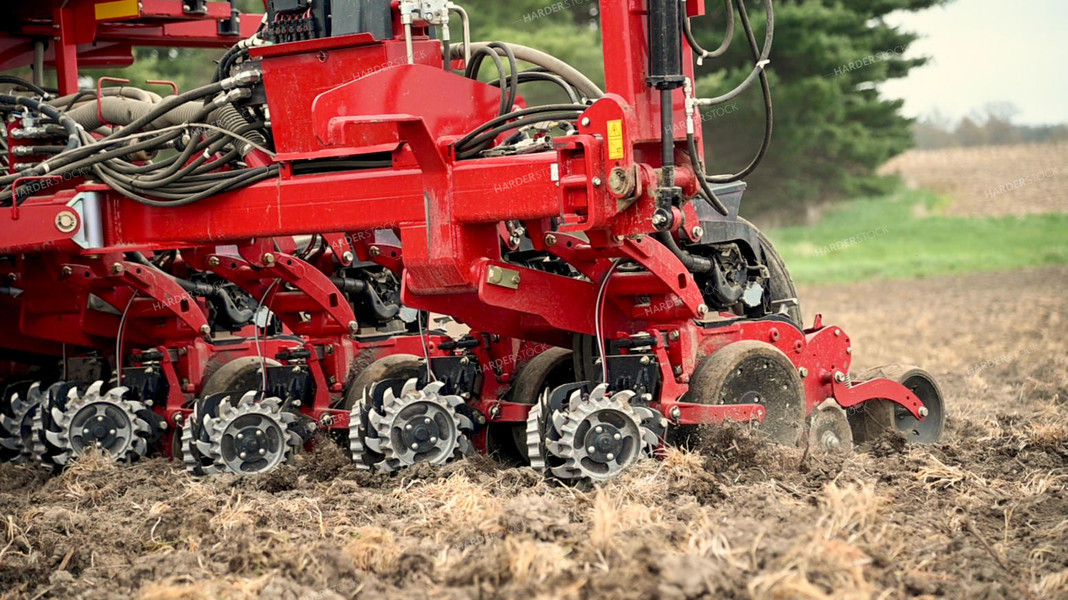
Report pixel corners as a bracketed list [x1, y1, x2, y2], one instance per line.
[1, 266, 1066, 600]
[879, 143, 1068, 217]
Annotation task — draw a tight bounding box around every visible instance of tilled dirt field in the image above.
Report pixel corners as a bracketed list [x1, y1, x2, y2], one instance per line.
[879, 143, 1068, 217]
[1, 267, 1066, 600]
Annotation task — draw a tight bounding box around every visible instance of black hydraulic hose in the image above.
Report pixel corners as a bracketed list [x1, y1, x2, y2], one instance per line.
[0, 95, 79, 152]
[93, 164, 278, 207]
[706, 0, 773, 183]
[466, 43, 519, 117]
[330, 277, 401, 321]
[456, 111, 585, 158]
[0, 76, 50, 97]
[700, 0, 773, 107]
[2, 79, 234, 185]
[489, 70, 579, 104]
[454, 104, 586, 157]
[654, 231, 712, 273]
[687, 133, 730, 215]
[681, 0, 734, 63]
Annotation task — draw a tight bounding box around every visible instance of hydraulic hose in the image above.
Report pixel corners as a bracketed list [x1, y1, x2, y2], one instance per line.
[654, 231, 712, 273]
[330, 277, 401, 322]
[0, 95, 80, 152]
[697, 0, 773, 107]
[705, 0, 773, 183]
[457, 42, 604, 100]
[681, 0, 734, 63]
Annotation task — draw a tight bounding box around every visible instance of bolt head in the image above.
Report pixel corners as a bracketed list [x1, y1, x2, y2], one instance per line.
[668, 330, 680, 341]
[55, 211, 78, 233]
[606, 453, 615, 461]
[111, 262, 124, 275]
[592, 177, 603, 187]
[834, 371, 847, 383]
[60, 266, 73, 277]
[919, 406, 929, 418]
[669, 406, 682, 420]
[581, 117, 591, 126]
[368, 246, 381, 258]
[207, 256, 221, 268]
[692, 226, 704, 238]
[342, 251, 354, 263]
[240, 452, 247, 459]
[544, 234, 557, 247]
[798, 367, 809, 378]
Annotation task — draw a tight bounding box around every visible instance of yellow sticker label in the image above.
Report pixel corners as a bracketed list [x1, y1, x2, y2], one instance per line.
[607, 119, 625, 160]
[95, 0, 140, 21]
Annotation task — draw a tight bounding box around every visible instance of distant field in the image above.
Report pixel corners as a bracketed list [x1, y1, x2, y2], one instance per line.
[767, 188, 1068, 284]
[880, 142, 1068, 217]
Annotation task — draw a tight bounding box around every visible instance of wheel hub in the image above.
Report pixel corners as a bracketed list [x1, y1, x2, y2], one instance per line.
[184, 391, 300, 476]
[582, 422, 625, 462]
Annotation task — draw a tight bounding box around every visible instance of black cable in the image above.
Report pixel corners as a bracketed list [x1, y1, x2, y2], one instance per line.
[687, 132, 729, 215]
[456, 111, 584, 159]
[698, 0, 773, 108]
[466, 46, 512, 117]
[489, 70, 579, 104]
[681, 0, 734, 62]
[453, 103, 586, 157]
[0, 76, 50, 97]
[705, 0, 773, 183]
[0, 95, 79, 152]
[466, 42, 520, 117]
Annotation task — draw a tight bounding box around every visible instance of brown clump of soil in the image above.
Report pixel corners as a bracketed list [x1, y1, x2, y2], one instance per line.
[1, 266, 1067, 599]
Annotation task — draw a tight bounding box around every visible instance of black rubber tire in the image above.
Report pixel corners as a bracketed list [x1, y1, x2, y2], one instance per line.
[199, 357, 281, 398]
[739, 217, 803, 326]
[849, 365, 946, 445]
[687, 340, 806, 445]
[340, 354, 424, 411]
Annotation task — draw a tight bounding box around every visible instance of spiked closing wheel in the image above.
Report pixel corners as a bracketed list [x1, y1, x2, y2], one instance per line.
[688, 341, 806, 445]
[541, 384, 656, 483]
[43, 381, 151, 464]
[350, 378, 473, 473]
[849, 365, 946, 445]
[0, 382, 47, 463]
[183, 391, 300, 475]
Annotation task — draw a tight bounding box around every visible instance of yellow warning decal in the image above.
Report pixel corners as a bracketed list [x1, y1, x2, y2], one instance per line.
[95, 0, 140, 21]
[607, 119, 625, 160]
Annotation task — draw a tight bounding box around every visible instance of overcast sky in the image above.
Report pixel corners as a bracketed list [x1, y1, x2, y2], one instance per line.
[880, 0, 1068, 126]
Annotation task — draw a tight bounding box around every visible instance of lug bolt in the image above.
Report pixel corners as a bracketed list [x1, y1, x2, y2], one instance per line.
[613, 433, 621, 440]
[595, 426, 602, 433]
[430, 436, 437, 442]
[240, 452, 247, 459]
[606, 453, 615, 460]
[406, 424, 413, 430]
[259, 448, 266, 455]
[411, 443, 419, 450]
[588, 446, 596, 453]
[238, 433, 244, 440]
